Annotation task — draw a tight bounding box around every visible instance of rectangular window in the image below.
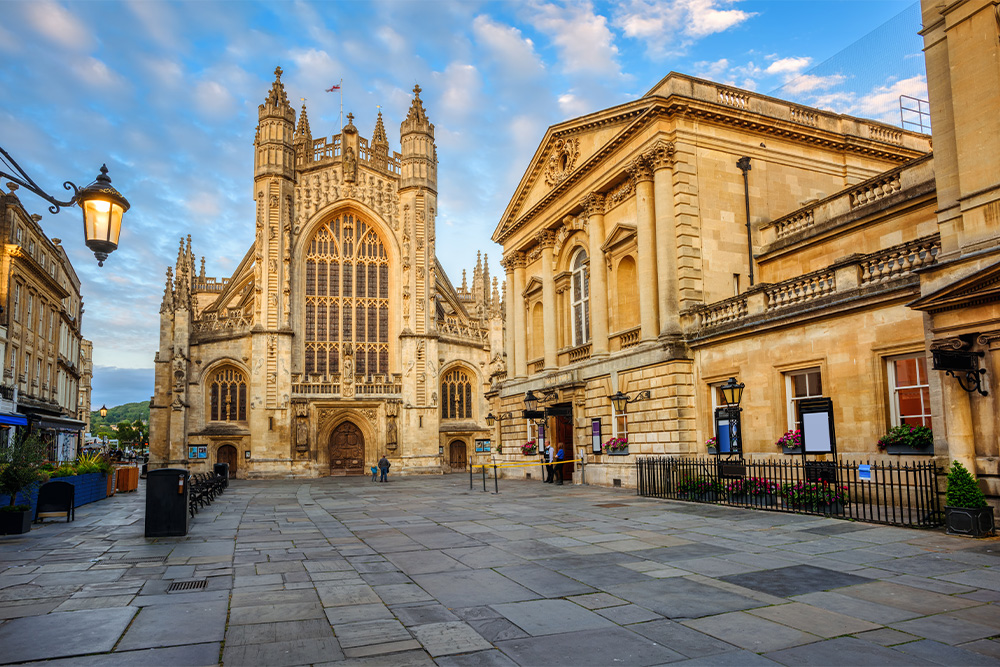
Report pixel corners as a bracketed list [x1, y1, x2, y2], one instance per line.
[888, 355, 931, 428]
[24, 354, 30, 384]
[785, 367, 823, 430]
[13, 284, 20, 321]
[612, 405, 627, 440]
[27, 294, 33, 322]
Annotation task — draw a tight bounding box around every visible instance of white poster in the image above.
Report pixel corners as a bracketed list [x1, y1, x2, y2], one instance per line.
[803, 412, 833, 453]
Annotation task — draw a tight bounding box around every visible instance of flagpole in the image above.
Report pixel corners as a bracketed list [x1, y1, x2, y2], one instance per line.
[339, 78, 344, 132]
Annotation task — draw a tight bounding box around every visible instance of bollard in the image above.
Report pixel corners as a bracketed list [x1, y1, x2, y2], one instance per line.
[482, 464, 487, 492]
[493, 461, 499, 494]
[469, 457, 473, 490]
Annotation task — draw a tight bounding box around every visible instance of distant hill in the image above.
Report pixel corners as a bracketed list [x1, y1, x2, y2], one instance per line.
[91, 401, 150, 429]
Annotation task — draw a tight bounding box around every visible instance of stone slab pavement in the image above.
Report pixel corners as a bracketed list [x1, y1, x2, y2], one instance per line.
[0, 474, 998, 666]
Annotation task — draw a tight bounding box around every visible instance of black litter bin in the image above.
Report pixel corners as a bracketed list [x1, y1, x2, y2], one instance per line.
[214, 462, 229, 488]
[145, 468, 190, 537]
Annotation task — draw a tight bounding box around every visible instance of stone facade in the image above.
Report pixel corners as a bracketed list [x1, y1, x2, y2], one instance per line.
[151, 70, 502, 478]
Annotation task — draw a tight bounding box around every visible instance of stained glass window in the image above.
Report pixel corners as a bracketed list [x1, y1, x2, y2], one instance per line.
[441, 368, 473, 420]
[304, 213, 390, 377]
[209, 367, 247, 422]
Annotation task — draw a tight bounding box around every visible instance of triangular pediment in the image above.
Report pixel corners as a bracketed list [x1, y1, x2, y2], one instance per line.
[523, 275, 543, 297]
[493, 98, 656, 244]
[601, 223, 637, 253]
[908, 258, 1000, 313]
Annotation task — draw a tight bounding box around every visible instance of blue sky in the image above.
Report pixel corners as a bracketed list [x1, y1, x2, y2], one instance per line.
[0, 0, 925, 409]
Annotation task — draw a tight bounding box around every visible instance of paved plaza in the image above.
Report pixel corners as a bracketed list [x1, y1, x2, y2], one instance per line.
[0, 475, 998, 666]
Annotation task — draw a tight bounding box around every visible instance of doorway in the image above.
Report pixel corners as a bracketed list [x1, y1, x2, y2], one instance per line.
[217, 444, 238, 476]
[449, 440, 467, 470]
[329, 421, 365, 474]
[550, 403, 574, 479]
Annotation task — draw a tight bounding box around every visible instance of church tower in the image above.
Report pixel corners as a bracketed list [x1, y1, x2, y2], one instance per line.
[251, 66, 297, 459]
[398, 85, 441, 469]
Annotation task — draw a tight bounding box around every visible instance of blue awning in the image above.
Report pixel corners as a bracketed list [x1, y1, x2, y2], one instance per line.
[0, 413, 28, 426]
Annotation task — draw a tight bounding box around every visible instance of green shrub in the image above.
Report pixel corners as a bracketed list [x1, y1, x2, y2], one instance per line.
[48, 464, 77, 478]
[0, 433, 47, 507]
[946, 460, 987, 509]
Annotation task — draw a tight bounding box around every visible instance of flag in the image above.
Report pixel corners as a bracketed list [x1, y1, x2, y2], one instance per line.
[326, 84, 340, 92]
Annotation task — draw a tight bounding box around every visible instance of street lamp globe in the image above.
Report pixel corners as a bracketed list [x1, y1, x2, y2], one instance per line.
[77, 165, 130, 267]
[485, 413, 496, 427]
[523, 390, 538, 412]
[609, 391, 629, 414]
[720, 377, 745, 407]
[99, 404, 108, 418]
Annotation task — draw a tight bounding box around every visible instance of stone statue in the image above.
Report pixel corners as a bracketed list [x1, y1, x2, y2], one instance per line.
[344, 147, 357, 182]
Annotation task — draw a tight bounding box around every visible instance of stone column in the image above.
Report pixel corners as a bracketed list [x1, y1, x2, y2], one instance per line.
[501, 256, 516, 378]
[631, 156, 659, 341]
[944, 378, 977, 474]
[510, 253, 527, 378]
[648, 141, 680, 337]
[537, 231, 558, 370]
[583, 193, 609, 357]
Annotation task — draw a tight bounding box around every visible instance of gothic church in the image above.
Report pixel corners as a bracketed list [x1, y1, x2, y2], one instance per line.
[151, 68, 502, 478]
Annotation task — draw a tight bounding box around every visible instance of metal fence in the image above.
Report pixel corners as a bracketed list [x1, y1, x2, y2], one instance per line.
[636, 456, 942, 529]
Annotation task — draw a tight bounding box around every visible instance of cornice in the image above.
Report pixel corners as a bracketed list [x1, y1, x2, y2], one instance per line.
[7, 247, 70, 299]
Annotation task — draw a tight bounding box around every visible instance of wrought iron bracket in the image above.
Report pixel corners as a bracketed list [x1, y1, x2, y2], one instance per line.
[0, 146, 80, 214]
[946, 368, 988, 396]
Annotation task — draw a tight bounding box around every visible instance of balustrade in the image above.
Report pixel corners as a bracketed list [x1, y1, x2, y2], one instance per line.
[698, 297, 748, 329]
[618, 328, 641, 349]
[775, 209, 815, 239]
[717, 87, 749, 109]
[850, 173, 902, 209]
[766, 270, 836, 310]
[567, 343, 592, 363]
[860, 236, 939, 284]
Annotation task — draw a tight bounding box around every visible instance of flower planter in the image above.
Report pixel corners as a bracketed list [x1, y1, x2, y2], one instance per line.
[681, 491, 718, 503]
[945, 506, 995, 538]
[0, 509, 32, 535]
[751, 493, 779, 508]
[885, 443, 933, 456]
[782, 446, 801, 455]
[606, 448, 629, 456]
[791, 501, 845, 515]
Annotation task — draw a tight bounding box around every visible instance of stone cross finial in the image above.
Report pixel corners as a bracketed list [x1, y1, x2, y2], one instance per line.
[413, 84, 422, 97]
[274, 66, 283, 80]
[347, 112, 354, 124]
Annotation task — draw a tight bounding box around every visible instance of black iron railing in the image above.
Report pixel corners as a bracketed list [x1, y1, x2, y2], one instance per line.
[636, 456, 942, 529]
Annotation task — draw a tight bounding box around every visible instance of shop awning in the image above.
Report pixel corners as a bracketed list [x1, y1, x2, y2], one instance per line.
[28, 414, 85, 431]
[0, 413, 28, 426]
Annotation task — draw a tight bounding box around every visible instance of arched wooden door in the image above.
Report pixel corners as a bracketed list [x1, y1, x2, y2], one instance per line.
[330, 422, 365, 474]
[449, 440, 467, 470]
[217, 444, 238, 475]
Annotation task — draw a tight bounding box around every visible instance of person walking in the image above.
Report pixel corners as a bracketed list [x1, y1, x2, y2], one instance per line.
[554, 446, 565, 485]
[544, 442, 555, 483]
[378, 455, 390, 482]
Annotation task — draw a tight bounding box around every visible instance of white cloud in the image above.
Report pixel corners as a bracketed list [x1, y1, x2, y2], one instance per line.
[558, 92, 590, 117]
[438, 63, 482, 120]
[193, 80, 236, 117]
[72, 57, 126, 90]
[530, 1, 620, 77]
[124, 0, 181, 50]
[766, 57, 811, 76]
[377, 25, 406, 54]
[614, 0, 754, 57]
[472, 15, 545, 76]
[782, 73, 848, 95]
[685, 0, 753, 37]
[22, 0, 93, 51]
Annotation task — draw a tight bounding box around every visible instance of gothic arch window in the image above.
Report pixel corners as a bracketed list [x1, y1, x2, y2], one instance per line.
[304, 212, 390, 377]
[208, 367, 247, 422]
[571, 249, 590, 346]
[441, 367, 473, 420]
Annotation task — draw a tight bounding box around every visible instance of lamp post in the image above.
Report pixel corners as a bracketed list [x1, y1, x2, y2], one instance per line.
[0, 148, 130, 266]
[719, 377, 745, 456]
[609, 390, 651, 414]
[485, 411, 512, 454]
[736, 156, 754, 287]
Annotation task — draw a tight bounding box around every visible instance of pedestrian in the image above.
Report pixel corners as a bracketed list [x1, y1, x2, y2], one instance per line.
[371, 465, 378, 482]
[378, 455, 390, 482]
[544, 442, 555, 483]
[554, 446, 565, 485]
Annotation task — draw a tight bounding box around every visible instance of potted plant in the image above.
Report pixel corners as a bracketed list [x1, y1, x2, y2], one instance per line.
[705, 437, 718, 453]
[944, 461, 995, 537]
[727, 477, 778, 507]
[781, 481, 849, 515]
[776, 429, 801, 454]
[877, 424, 933, 455]
[0, 433, 47, 535]
[521, 440, 537, 456]
[603, 436, 628, 455]
[677, 476, 723, 502]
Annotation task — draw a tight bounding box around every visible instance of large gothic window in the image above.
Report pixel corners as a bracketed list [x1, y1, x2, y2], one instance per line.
[305, 213, 390, 377]
[441, 368, 473, 420]
[571, 249, 590, 346]
[209, 367, 247, 422]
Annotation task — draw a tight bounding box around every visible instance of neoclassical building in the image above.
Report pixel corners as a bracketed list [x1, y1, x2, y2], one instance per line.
[491, 0, 999, 505]
[151, 70, 502, 478]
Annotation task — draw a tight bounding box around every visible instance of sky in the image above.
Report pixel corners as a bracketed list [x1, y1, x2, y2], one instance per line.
[0, 0, 927, 410]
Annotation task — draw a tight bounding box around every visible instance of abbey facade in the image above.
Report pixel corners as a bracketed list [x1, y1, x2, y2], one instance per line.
[150, 70, 502, 478]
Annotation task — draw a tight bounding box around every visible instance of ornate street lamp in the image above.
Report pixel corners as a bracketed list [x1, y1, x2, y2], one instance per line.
[608, 390, 651, 413]
[486, 411, 512, 454]
[1, 148, 130, 266]
[99, 404, 108, 418]
[718, 377, 745, 456]
[523, 390, 539, 413]
[719, 377, 745, 408]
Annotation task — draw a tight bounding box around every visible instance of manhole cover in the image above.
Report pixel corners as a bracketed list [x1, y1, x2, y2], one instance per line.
[167, 579, 208, 592]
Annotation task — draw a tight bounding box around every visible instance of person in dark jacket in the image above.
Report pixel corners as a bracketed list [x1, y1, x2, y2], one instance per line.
[554, 447, 565, 485]
[378, 455, 390, 482]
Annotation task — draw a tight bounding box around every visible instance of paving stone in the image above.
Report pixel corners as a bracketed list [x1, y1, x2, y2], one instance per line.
[495, 626, 685, 666]
[434, 649, 520, 667]
[683, 610, 820, 653]
[17, 642, 222, 666]
[790, 590, 922, 624]
[117, 600, 228, 651]
[225, 618, 334, 646]
[409, 621, 493, 656]
[316, 582, 381, 607]
[341, 639, 423, 659]
[893, 639, 1000, 665]
[54, 594, 137, 612]
[452, 605, 504, 621]
[316, 648, 433, 666]
[372, 582, 434, 605]
[0, 598, 66, 619]
[325, 602, 395, 624]
[890, 614, 996, 645]
[333, 619, 413, 649]
[837, 580, 980, 615]
[963, 639, 1000, 660]
[222, 637, 343, 666]
[467, 616, 531, 642]
[719, 564, 870, 598]
[229, 601, 325, 625]
[410, 569, 537, 608]
[492, 598, 616, 636]
[392, 603, 459, 626]
[629, 619, 739, 658]
[670, 649, 782, 665]
[594, 603, 663, 625]
[763, 635, 938, 666]
[493, 563, 596, 598]
[609, 576, 766, 619]
[0, 606, 138, 662]
[852, 627, 921, 646]
[938, 604, 1000, 631]
[230, 588, 319, 607]
[747, 601, 882, 637]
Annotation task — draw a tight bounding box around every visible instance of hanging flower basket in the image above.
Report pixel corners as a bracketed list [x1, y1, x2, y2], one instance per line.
[603, 436, 628, 455]
[521, 440, 537, 456]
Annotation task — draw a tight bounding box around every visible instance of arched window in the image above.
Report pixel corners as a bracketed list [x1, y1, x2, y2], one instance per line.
[304, 213, 390, 377]
[571, 249, 590, 346]
[209, 367, 247, 422]
[616, 256, 639, 330]
[441, 368, 473, 420]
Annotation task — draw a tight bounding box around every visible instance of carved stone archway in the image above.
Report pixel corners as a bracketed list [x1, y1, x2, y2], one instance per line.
[329, 421, 365, 475]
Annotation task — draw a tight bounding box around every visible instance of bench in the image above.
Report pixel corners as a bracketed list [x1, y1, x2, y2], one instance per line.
[188, 472, 226, 517]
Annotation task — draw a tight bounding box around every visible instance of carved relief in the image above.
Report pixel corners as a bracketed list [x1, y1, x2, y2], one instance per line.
[342, 344, 355, 398]
[544, 137, 580, 187]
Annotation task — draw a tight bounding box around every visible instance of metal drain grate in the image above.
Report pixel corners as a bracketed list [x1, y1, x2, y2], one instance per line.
[167, 579, 208, 592]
